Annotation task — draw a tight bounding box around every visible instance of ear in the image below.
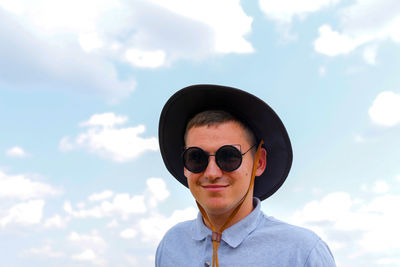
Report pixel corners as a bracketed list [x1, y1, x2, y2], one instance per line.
[255, 148, 267, 176]
[184, 168, 190, 178]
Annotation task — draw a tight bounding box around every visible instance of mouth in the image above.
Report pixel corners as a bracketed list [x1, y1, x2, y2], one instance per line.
[201, 184, 229, 192]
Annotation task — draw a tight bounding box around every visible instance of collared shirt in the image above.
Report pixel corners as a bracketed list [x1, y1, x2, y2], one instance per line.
[156, 198, 336, 267]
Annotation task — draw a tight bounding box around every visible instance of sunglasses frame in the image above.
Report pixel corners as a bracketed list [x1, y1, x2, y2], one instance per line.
[182, 144, 257, 173]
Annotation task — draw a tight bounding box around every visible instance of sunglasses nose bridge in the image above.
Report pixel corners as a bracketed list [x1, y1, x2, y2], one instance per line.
[203, 154, 223, 178]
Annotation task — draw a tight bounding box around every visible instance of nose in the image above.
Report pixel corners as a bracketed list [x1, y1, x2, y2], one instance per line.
[204, 156, 223, 180]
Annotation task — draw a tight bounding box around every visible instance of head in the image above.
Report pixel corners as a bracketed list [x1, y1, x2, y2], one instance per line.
[158, 84, 292, 203]
[184, 110, 256, 150]
[183, 110, 267, 218]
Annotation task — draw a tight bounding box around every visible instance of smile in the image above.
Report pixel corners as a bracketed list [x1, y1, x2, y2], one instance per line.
[202, 184, 229, 192]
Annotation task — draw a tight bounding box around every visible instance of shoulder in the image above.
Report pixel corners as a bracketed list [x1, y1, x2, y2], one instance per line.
[251, 213, 336, 266]
[156, 219, 197, 267]
[158, 218, 195, 246]
[156, 219, 195, 252]
[256, 213, 320, 244]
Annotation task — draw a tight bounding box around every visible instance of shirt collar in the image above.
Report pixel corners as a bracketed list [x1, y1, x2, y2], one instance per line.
[192, 198, 262, 248]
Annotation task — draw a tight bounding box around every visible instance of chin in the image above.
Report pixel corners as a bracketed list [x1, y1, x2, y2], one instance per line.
[202, 200, 234, 215]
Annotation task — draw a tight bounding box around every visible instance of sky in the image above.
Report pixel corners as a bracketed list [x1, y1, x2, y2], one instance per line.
[1, 0, 400, 266]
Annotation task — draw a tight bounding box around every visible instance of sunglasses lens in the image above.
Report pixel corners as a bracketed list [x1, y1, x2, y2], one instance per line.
[183, 147, 208, 173]
[216, 146, 242, 172]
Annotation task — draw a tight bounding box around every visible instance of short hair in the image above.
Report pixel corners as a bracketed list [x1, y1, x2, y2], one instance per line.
[184, 110, 257, 148]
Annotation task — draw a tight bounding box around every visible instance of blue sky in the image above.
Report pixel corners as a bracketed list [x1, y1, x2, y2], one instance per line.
[1, 0, 400, 266]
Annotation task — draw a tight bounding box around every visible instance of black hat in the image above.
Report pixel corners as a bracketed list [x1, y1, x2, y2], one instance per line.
[158, 84, 292, 201]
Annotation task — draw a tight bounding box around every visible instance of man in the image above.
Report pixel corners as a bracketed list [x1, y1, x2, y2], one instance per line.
[157, 84, 336, 266]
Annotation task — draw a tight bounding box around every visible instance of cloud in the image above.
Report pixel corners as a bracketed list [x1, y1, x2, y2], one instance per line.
[0, 199, 45, 227]
[64, 178, 170, 221]
[314, 0, 400, 57]
[23, 245, 65, 258]
[71, 249, 105, 265]
[314, 25, 363, 56]
[0, 0, 253, 101]
[64, 193, 146, 219]
[371, 180, 389, 194]
[67, 230, 107, 265]
[43, 214, 69, 229]
[125, 48, 166, 68]
[291, 181, 400, 264]
[6, 146, 28, 158]
[363, 45, 378, 65]
[120, 228, 138, 239]
[79, 113, 128, 128]
[138, 206, 197, 245]
[67, 230, 107, 249]
[88, 190, 114, 202]
[0, 7, 135, 102]
[259, 0, 340, 24]
[0, 170, 60, 200]
[145, 178, 170, 208]
[369, 91, 400, 126]
[144, 0, 253, 54]
[60, 113, 158, 162]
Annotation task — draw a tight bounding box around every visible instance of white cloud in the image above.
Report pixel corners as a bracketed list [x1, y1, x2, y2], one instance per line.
[80, 113, 128, 128]
[64, 177, 170, 222]
[291, 185, 400, 264]
[314, 25, 363, 56]
[68, 230, 106, 246]
[60, 113, 158, 162]
[71, 249, 105, 265]
[363, 45, 378, 65]
[292, 192, 353, 226]
[138, 206, 197, 245]
[0, 199, 45, 227]
[372, 180, 389, 194]
[125, 48, 166, 68]
[106, 219, 119, 228]
[0, 6, 135, 102]
[43, 214, 69, 229]
[146, 0, 253, 54]
[6, 146, 28, 158]
[0, 0, 253, 101]
[68, 231, 107, 265]
[78, 32, 104, 53]
[146, 178, 170, 208]
[120, 228, 137, 239]
[88, 190, 114, 202]
[125, 255, 138, 265]
[67, 230, 107, 261]
[314, 0, 400, 58]
[259, 0, 340, 24]
[64, 193, 146, 219]
[23, 245, 64, 258]
[0, 170, 60, 199]
[369, 91, 400, 126]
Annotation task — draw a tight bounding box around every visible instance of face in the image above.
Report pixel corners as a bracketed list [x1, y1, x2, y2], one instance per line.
[184, 121, 266, 218]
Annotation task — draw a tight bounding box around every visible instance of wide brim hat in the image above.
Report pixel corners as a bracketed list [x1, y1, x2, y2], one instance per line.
[158, 84, 292, 201]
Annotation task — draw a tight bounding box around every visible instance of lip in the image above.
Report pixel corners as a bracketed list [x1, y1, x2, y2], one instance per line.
[201, 184, 229, 192]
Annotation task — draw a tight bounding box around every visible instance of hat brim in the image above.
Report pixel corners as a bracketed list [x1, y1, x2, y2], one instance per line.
[158, 84, 292, 201]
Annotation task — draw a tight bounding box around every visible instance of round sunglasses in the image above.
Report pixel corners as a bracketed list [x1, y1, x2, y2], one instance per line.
[182, 144, 257, 173]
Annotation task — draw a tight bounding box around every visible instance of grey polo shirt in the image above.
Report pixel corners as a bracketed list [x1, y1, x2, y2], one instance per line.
[156, 198, 336, 267]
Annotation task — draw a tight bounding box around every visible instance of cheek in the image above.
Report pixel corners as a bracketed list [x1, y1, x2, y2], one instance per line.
[184, 171, 200, 187]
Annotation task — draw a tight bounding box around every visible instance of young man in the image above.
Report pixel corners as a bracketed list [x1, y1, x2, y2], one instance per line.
[157, 85, 336, 267]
